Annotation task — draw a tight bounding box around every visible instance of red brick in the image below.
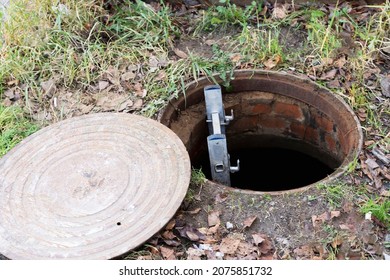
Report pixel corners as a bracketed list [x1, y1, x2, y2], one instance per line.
[290, 122, 306, 139]
[241, 91, 274, 106]
[251, 103, 272, 114]
[274, 102, 304, 120]
[304, 127, 319, 144]
[337, 130, 348, 155]
[325, 134, 337, 152]
[230, 116, 259, 132]
[314, 114, 334, 133]
[260, 116, 288, 130]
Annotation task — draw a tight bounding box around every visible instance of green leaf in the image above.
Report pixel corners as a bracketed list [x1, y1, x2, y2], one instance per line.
[211, 17, 223, 25]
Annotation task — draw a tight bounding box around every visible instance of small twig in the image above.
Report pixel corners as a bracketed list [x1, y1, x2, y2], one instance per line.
[372, 148, 389, 165]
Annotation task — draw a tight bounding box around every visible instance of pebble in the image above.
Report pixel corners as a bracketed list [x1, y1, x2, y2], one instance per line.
[226, 222, 234, 230]
[215, 252, 224, 260]
[198, 244, 212, 251]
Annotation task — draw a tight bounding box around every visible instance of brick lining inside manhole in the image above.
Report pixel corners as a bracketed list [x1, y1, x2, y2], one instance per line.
[160, 70, 363, 194]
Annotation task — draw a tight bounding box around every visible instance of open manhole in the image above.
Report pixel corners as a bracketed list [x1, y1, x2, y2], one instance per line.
[160, 70, 363, 193]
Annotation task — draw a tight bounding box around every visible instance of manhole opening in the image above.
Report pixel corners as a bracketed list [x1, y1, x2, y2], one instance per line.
[160, 71, 362, 193]
[192, 136, 337, 191]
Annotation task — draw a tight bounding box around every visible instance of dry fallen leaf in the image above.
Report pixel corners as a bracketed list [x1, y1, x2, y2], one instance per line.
[230, 53, 241, 63]
[205, 39, 217, 46]
[321, 57, 334, 66]
[132, 99, 143, 110]
[173, 48, 188, 59]
[160, 246, 176, 260]
[186, 231, 200, 241]
[334, 56, 346, 68]
[258, 235, 273, 255]
[327, 79, 341, 88]
[339, 224, 354, 231]
[207, 223, 220, 235]
[147, 245, 160, 255]
[4, 88, 15, 99]
[379, 168, 390, 180]
[178, 225, 205, 241]
[380, 189, 390, 197]
[7, 79, 19, 86]
[215, 192, 228, 203]
[259, 5, 267, 16]
[243, 216, 257, 229]
[237, 241, 259, 260]
[330, 210, 341, 219]
[95, 94, 132, 111]
[118, 100, 133, 112]
[219, 237, 241, 255]
[165, 219, 176, 230]
[98, 80, 109, 91]
[155, 70, 167, 81]
[121, 71, 136, 81]
[272, 4, 288, 19]
[252, 233, 265, 246]
[137, 255, 152, 260]
[161, 230, 176, 240]
[186, 247, 204, 260]
[149, 56, 160, 72]
[364, 140, 375, 147]
[105, 66, 120, 85]
[185, 208, 202, 215]
[79, 104, 94, 114]
[365, 158, 379, 170]
[312, 212, 329, 227]
[320, 69, 338, 80]
[357, 108, 367, 122]
[263, 55, 282, 69]
[360, 157, 373, 180]
[293, 245, 313, 258]
[326, 80, 341, 88]
[164, 239, 181, 247]
[331, 236, 343, 249]
[208, 210, 221, 227]
[133, 83, 147, 98]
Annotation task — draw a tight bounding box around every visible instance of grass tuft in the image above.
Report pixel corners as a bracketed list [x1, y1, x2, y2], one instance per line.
[0, 105, 39, 157]
[360, 198, 390, 229]
[190, 167, 207, 187]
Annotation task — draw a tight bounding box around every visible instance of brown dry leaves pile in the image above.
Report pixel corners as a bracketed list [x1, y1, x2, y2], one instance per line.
[137, 209, 274, 260]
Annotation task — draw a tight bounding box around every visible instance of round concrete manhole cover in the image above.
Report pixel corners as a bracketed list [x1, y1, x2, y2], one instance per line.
[0, 113, 191, 259]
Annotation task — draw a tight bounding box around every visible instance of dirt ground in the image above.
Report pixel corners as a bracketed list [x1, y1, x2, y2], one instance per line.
[172, 178, 384, 260]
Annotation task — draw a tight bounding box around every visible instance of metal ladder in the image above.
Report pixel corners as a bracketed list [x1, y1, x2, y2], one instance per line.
[204, 85, 239, 186]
